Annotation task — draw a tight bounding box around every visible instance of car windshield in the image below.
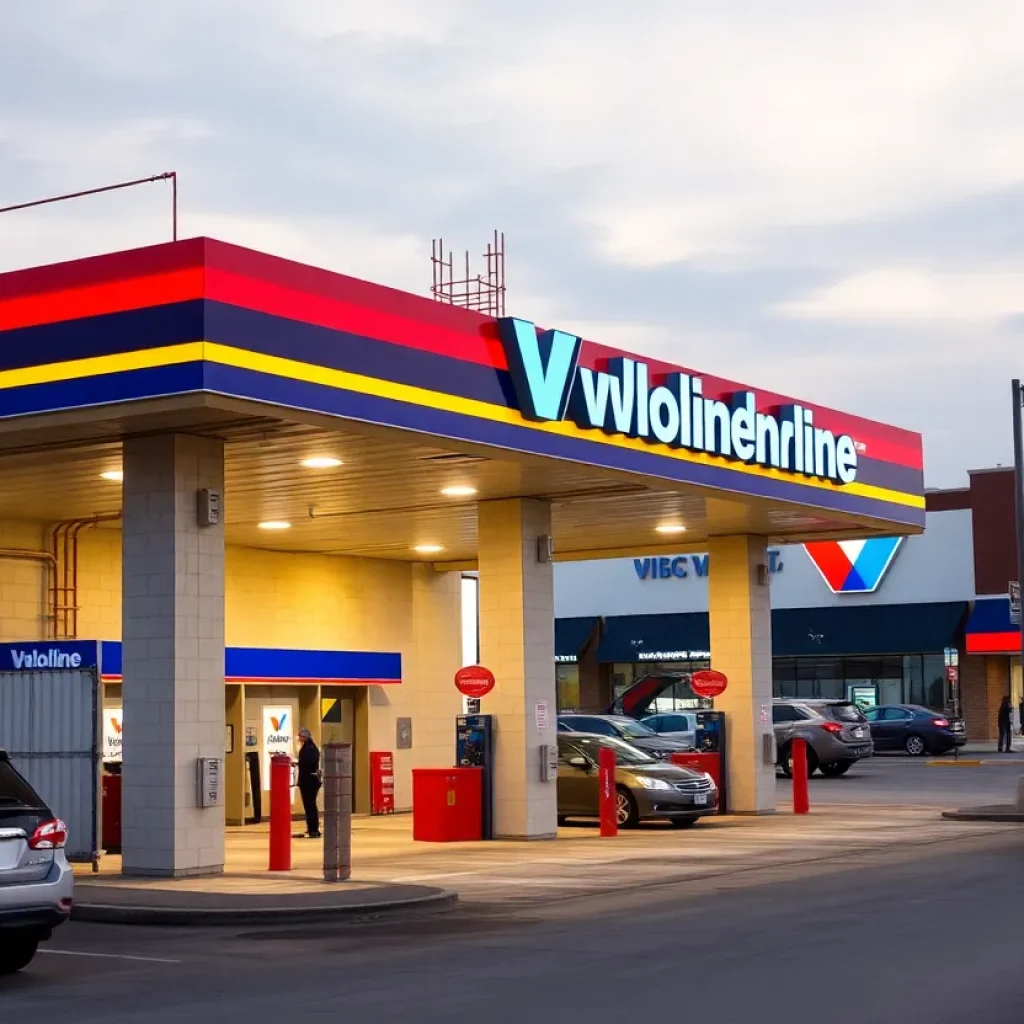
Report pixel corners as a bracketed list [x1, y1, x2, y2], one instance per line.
[615, 719, 657, 739]
[572, 735, 658, 766]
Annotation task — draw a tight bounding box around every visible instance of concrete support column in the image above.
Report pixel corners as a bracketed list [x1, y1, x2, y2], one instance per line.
[121, 434, 226, 876]
[478, 499, 557, 840]
[708, 535, 775, 814]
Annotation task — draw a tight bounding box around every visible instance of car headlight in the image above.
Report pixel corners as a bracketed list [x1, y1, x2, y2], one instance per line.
[636, 776, 674, 791]
[702, 772, 716, 787]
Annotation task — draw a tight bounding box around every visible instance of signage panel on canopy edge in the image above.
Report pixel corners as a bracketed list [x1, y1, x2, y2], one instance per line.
[499, 318, 858, 486]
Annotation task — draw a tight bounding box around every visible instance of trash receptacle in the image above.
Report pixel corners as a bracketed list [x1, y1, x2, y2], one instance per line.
[412, 767, 483, 842]
[670, 752, 724, 814]
[102, 772, 122, 852]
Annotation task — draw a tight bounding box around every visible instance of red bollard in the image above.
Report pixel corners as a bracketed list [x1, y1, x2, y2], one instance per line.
[792, 738, 809, 815]
[269, 753, 293, 871]
[598, 746, 618, 837]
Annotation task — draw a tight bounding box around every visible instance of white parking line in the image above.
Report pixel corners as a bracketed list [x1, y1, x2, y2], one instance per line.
[39, 949, 181, 964]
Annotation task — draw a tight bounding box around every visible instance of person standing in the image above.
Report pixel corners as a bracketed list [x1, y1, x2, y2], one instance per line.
[997, 696, 1013, 753]
[296, 727, 322, 838]
[1018, 697, 1024, 736]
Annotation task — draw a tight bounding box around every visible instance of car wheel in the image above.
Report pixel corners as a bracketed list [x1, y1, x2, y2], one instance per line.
[905, 734, 927, 757]
[670, 817, 699, 829]
[820, 762, 852, 777]
[0, 936, 39, 975]
[781, 743, 818, 776]
[615, 786, 639, 828]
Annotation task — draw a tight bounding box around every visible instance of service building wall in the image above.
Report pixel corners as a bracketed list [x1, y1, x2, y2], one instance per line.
[0, 521, 463, 810]
[554, 509, 975, 617]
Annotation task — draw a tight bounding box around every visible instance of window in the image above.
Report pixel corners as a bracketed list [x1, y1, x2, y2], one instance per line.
[615, 719, 657, 740]
[862, 708, 882, 722]
[574, 717, 616, 736]
[0, 760, 46, 808]
[571, 735, 657, 766]
[662, 715, 692, 731]
[880, 707, 911, 721]
[773, 704, 799, 723]
[827, 704, 865, 724]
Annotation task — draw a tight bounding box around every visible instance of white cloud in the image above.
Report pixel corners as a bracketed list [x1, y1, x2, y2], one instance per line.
[774, 266, 1024, 325]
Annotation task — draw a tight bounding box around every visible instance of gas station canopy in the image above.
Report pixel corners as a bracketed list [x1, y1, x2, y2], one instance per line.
[0, 238, 924, 559]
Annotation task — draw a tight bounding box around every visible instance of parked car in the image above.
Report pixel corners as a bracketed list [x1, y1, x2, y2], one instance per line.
[862, 704, 967, 755]
[772, 699, 873, 777]
[558, 714, 693, 758]
[641, 712, 698, 749]
[557, 733, 718, 828]
[0, 750, 73, 974]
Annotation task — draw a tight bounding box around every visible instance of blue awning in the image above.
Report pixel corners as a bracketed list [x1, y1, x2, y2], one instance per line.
[594, 602, 967, 663]
[555, 617, 599, 660]
[771, 601, 967, 657]
[597, 613, 710, 663]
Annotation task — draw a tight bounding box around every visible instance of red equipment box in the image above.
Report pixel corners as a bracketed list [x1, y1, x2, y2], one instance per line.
[370, 751, 395, 815]
[101, 772, 121, 852]
[670, 751, 725, 814]
[411, 767, 483, 842]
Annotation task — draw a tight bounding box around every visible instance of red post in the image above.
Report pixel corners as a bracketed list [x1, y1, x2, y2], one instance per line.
[269, 753, 293, 870]
[598, 746, 617, 837]
[792, 738, 810, 815]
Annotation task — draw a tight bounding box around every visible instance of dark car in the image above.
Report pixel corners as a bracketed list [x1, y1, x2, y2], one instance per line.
[557, 733, 718, 828]
[862, 704, 967, 756]
[558, 714, 693, 758]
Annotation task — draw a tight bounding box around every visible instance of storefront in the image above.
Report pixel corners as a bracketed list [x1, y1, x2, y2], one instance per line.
[554, 493, 977, 715]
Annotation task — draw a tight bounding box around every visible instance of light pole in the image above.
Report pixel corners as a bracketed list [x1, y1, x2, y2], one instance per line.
[1011, 381, 1024, 707]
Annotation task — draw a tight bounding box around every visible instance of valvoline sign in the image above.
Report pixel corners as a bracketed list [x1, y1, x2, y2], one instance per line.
[634, 550, 782, 581]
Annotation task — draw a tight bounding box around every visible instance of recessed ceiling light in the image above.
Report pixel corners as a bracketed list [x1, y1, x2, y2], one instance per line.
[258, 521, 292, 531]
[655, 523, 686, 535]
[413, 544, 444, 554]
[301, 457, 343, 469]
[440, 485, 477, 497]
[100, 470, 123, 483]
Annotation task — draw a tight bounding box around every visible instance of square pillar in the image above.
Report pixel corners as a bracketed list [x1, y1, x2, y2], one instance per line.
[708, 535, 775, 814]
[478, 499, 557, 839]
[121, 434, 226, 876]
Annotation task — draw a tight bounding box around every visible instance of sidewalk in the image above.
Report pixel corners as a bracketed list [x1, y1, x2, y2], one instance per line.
[72, 806, 1016, 922]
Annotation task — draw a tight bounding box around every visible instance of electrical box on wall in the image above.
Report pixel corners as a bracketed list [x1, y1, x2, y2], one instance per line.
[540, 744, 558, 782]
[197, 757, 223, 808]
[197, 488, 222, 527]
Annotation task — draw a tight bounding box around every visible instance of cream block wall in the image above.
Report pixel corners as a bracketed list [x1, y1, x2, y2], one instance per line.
[0, 520, 49, 640]
[0, 521, 463, 810]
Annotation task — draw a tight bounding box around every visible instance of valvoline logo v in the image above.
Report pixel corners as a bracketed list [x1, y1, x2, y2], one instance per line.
[804, 537, 903, 594]
[111, 717, 122, 735]
[271, 714, 287, 732]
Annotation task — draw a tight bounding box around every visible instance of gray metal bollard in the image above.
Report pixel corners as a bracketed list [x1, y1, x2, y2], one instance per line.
[1015, 776, 1024, 813]
[323, 742, 353, 882]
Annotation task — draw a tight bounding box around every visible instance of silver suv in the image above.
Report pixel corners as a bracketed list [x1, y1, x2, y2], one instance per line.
[773, 699, 873, 778]
[0, 750, 74, 974]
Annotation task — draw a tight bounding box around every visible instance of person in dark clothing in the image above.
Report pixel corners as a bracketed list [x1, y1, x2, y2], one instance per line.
[1018, 699, 1024, 736]
[997, 696, 1013, 753]
[296, 727, 321, 838]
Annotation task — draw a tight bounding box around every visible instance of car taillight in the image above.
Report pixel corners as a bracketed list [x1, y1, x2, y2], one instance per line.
[28, 818, 67, 850]
[821, 722, 843, 734]
[932, 718, 949, 728]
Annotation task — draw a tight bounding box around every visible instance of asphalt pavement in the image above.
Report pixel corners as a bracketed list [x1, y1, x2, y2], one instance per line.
[4, 756, 1022, 1022]
[781, 751, 1024, 807]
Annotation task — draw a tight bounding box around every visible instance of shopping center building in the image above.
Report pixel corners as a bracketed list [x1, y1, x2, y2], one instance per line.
[550, 466, 1020, 742]
[0, 237, 924, 875]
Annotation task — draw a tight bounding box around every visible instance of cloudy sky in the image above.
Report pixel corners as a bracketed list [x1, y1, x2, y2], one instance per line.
[2, 0, 1023, 487]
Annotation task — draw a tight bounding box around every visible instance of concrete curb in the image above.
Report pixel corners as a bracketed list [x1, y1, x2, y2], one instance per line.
[72, 888, 458, 927]
[928, 759, 1024, 767]
[942, 806, 1024, 823]
[926, 760, 983, 767]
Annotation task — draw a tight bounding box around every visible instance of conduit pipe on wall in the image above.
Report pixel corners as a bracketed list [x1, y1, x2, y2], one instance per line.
[49, 514, 122, 640]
